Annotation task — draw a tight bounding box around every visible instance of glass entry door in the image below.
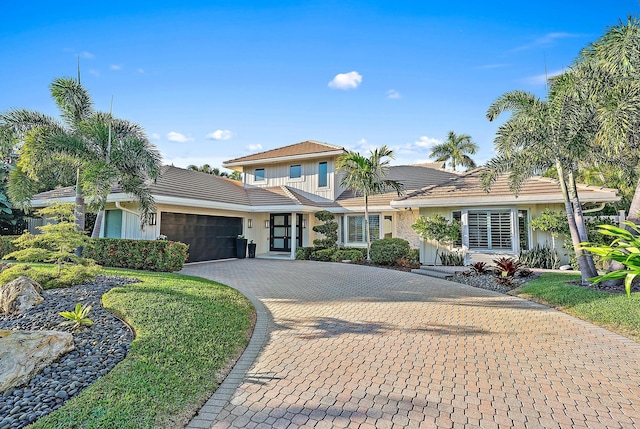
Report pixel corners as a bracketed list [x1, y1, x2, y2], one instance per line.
[270, 213, 303, 251]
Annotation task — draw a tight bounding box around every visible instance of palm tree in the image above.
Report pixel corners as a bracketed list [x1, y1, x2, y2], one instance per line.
[0, 76, 162, 237]
[429, 131, 478, 171]
[187, 164, 242, 181]
[336, 145, 404, 260]
[483, 79, 599, 283]
[576, 17, 640, 224]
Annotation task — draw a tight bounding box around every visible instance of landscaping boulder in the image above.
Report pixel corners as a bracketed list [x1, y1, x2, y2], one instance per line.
[0, 329, 74, 392]
[0, 275, 43, 315]
[0, 261, 14, 272]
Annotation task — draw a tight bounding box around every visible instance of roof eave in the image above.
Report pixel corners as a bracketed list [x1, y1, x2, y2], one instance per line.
[391, 193, 620, 208]
[223, 150, 347, 168]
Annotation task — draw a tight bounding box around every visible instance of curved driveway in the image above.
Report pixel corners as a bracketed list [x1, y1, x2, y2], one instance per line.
[183, 259, 640, 429]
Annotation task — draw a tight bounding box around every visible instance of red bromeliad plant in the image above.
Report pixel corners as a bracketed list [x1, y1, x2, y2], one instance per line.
[493, 257, 523, 277]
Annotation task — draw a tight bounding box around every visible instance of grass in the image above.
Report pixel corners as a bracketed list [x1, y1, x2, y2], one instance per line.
[27, 267, 255, 429]
[515, 273, 640, 342]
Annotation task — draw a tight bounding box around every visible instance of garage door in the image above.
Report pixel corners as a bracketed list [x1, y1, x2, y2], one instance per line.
[160, 213, 243, 262]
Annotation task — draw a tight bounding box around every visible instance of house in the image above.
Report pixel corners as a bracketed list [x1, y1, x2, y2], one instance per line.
[31, 140, 619, 264]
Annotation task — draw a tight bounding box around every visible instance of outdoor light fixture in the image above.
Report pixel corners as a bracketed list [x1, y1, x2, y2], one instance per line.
[265, 220, 270, 228]
[302, 219, 307, 228]
[248, 219, 253, 228]
[148, 212, 157, 225]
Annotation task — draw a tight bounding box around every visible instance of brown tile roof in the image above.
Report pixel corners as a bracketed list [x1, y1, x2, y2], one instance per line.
[223, 140, 346, 165]
[246, 186, 300, 206]
[395, 169, 619, 206]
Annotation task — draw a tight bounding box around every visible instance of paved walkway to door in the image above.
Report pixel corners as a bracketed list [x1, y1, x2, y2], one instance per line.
[182, 259, 640, 429]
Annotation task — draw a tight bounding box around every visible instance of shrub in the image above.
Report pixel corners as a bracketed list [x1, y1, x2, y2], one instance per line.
[493, 257, 523, 277]
[331, 249, 364, 263]
[83, 238, 189, 272]
[310, 248, 335, 262]
[408, 248, 420, 263]
[312, 210, 338, 249]
[439, 251, 465, 266]
[295, 247, 313, 260]
[0, 236, 18, 258]
[412, 214, 461, 264]
[369, 238, 411, 265]
[0, 263, 101, 289]
[0, 265, 55, 288]
[519, 244, 561, 269]
[343, 247, 368, 258]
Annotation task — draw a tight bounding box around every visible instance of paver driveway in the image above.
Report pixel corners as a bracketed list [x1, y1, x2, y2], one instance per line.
[182, 259, 640, 429]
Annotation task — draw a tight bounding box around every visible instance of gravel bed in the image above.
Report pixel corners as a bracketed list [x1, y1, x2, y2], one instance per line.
[450, 271, 540, 294]
[0, 276, 138, 429]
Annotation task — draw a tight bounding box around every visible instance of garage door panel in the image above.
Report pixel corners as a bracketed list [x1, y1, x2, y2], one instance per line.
[160, 212, 242, 262]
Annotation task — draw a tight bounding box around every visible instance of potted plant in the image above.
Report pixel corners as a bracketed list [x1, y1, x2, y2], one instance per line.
[248, 240, 256, 258]
[236, 235, 248, 259]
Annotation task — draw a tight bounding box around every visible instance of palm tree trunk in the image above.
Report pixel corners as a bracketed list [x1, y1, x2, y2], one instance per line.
[556, 161, 597, 283]
[627, 178, 640, 224]
[567, 169, 598, 276]
[91, 209, 104, 239]
[364, 194, 370, 261]
[74, 168, 85, 231]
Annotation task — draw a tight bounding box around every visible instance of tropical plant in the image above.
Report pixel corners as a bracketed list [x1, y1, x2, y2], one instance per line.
[411, 214, 461, 265]
[60, 303, 93, 329]
[0, 74, 162, 237]
[470, 261, 489, 275]
[519, 244, 561, 270]
[530, 209, 568, 250]
[493, 257, 523, 277]
[439, 251, 464, 266]
[336, 145, 404, 260]
[428, 131, 478, 171]
[582, 221, 640, 296]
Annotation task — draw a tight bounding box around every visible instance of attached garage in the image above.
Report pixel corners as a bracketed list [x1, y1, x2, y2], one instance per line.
[160, 212, 243, 262]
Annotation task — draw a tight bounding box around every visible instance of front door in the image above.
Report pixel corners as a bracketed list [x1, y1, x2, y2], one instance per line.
[270, 213, 303, 251]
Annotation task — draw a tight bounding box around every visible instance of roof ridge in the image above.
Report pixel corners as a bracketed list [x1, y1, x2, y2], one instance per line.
[224, 140, 345, 164]
[281, 186, 302, 204]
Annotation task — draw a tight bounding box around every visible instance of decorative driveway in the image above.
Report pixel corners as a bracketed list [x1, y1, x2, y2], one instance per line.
[181, 259, 640, 429]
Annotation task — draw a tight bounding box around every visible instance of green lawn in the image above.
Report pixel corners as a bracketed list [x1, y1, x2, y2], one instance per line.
[29, 268, 254, 429]
[515, 273, 640, 342]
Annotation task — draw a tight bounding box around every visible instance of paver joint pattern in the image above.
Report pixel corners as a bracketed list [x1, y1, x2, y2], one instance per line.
[182, 259, 640, 429]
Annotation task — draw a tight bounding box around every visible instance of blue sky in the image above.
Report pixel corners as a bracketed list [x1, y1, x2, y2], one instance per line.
[2, 1, 639, 171]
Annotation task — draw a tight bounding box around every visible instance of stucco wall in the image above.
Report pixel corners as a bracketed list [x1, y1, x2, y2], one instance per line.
[396, 209, 421, 250]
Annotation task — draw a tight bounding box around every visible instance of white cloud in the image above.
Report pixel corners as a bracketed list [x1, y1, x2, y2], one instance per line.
[79, 51, 95, 59]
[88, 69, 100, 76]
[413, 136, 441, 148]
[206, 130, 234, 140]
[358, 138, 367, 145]
[138, 68, 144, 74]
[151, 133, 161, 140]
[167, 131, 194, 143]
[328, 71, 362, 90]
[525, 68, 565, 86]
[248, 144, 263, 151]
[511, 32, 581, 52]
[110, 64, 122, 71]
[476, 63, 510, 70]
[386, 89, 401, 99]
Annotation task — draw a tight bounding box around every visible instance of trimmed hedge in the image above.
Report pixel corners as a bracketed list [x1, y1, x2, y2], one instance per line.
[83, 238, 189, 272]
[331, 249, 364, 263]
[370, 238, 411, 265]
[310, 248, 335, 262]
[0, 236, 19, 258]
[295, 246, 314, 260]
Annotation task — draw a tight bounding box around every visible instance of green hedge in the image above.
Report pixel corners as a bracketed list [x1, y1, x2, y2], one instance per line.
[0, 236, 19, 258]
[83, 238, 189, 272]
[295, 246, 314, 260]
[370, 238, 411, 265]
[331, 249, 364, 263]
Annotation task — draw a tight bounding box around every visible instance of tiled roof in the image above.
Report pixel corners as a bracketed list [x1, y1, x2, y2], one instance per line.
[223, 140, 345, 165]
[395, 169, 619, 206]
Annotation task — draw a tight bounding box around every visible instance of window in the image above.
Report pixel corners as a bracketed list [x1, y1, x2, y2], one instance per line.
[347, 215, 380, 243]
[318, 162, 328, 187]
[290, 164, 302, 179]
[383, 215, 393, 239]
[518, 210, 529, 251]
[468, 210, 512, 250]
[452, 211, 462, 247]
[255, 168, 265, 182]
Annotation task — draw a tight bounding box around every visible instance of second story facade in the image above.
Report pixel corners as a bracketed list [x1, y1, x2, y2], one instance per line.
[223, 140, 347, 202]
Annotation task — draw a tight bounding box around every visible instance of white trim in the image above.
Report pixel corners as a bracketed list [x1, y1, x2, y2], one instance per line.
[223, 150, 346, 167]
[391, 192, 619, 208]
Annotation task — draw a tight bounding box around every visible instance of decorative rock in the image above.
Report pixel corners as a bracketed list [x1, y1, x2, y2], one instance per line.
[559, 264, 573, 270]
[0, 263, 14, 273]
[0, 277, 44, 315]
[0, 330, 74, 392]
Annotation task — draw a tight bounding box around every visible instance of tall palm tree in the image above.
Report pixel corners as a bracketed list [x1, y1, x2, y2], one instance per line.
[429, 131, 478, 171]
[576, 16, 640, 223]
[336, 145, 404, 260]
[483, 77, 599, 283]
[0, 76, 162, 237]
